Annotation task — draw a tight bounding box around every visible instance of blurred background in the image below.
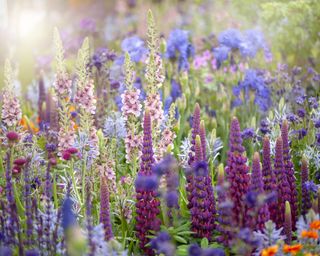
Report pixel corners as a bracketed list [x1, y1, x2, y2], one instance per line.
[0, 0, 319, 90]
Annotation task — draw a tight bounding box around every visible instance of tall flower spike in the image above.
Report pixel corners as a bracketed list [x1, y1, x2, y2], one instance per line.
[189, 137, 216, 240]
[301, 157, 311, 215]
[284, 201, 292, 244]
[262, 136, 277, 221]
[100, 176, 113, 241]
[188, 103, 201, 166]
[225, 117, 250, 227]
[199, 120, 207, 161]
[250, 152, 270, 230]
[274, 136, 291, 228]
[135, 110, 160, 256]
[281, 120, 297, 226]
[216, 165, 233, 245]
[1, 59, 22, 128]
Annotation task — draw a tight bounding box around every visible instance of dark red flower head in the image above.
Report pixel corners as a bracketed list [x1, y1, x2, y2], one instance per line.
[6, 131, 19, 142]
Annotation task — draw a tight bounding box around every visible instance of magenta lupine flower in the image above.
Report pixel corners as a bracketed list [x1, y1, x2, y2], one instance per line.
[274, 136, 291, 228]
[100, 176, 113, 241]
[189, 135, 216, 240]
[1, 89, 22, 128]
[75, 79, 97, 115]
[135, 110, 161, 256]
[249, 152, 270, 230]
[225, 117, 250, 227]
[301, 157, 311, 215]
[262, 136, 278, 222]
[284, 201, 292, 244]
[281, 120, 297, 225]
[121, 88, 142, 119]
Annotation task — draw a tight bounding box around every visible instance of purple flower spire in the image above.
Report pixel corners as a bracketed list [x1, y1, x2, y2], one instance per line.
[38, 76, 46, 124]
[189, 136, 216, 240]
[284, 201, 292, 244]
[225, 117, 250, 227]
[199, 120, 207, 161]
[216, 166, 234, 246]
[262, 136, 278, 221]
[249, 152, 270, 230]
[100, 176, 113, 241]
[135, 110, 161, 256]
[274, 136, 291, 228]
[301, 157, 311, 215]
[188, 103, 201, 166]
[24, 159, 33, 246]
[281, 120, 298, 226]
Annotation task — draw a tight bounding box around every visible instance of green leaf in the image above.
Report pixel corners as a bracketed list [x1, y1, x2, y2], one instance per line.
[200, 238, 209, 248]
[173, 235, 188, 244]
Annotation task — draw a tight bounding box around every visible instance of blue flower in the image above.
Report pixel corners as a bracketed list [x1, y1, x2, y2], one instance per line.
[241, 128, 255, 139]
[121, 36, 147, 62]
[170, 79, 182, 100]
[166, 29, 194, 70]
[213, 45, 230, 64]
[135, 174, 158, 190]
[218, 28, 243, 49]
[304, 181, 319, 194]
[239, 29, 265, 58]
[61, 196, 77, 231]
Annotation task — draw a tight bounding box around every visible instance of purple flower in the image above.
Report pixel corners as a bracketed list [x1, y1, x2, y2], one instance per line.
[121, 36, 147, 62]
[79, 18, 96, 33]
[297, 108, 306, 118]
[301, 158, 312, 215]
[135, 174, 159, 190]
[100, 176, 113, 241]
[90, 48, 116, 70]
[304, 181, 319, 194]
[150, 232, 175, 256]
[225, 117, 250, 227]
[241, 127, 255, 139]
[213, 46, 230, 65]
[308, 97, 319, 109]
[218, 28, 243, 49]
[260, 119, 270, 134]
[61, 196, 77, 231]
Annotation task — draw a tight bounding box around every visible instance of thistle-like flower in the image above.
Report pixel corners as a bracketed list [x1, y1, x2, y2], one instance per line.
[135, 110, 161, 255]
[225, 117, 250, 227]
[1, 59, 22, 129]
[274, 136, 291, 228]
[301, 157, 312, 215]
[281, 120, 298, 225]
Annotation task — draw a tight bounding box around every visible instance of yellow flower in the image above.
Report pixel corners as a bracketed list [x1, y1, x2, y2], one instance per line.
[261, 245, 278, 256]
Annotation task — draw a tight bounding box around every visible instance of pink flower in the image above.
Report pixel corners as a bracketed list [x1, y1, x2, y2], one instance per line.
[145, 93, 164, 127]
[53, 74, 72, 99]
[121, 89, 142, 119]
[75, 79, 97, 115]
[1, 90, 22, 127]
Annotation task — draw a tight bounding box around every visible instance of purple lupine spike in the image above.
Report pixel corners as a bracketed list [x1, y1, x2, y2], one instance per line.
[46, 92, 59, 131]
[86, 185, 96, 256]
[199, 120, 206, 161]
[225, 117, 250, 227]
[24, 159, 33, 246]
[249, 152, 270, 230]
[100, 176, 113, 241]
[188, 103, 201, 166]
[38, 76, 46, 123]
[189, 137, 216, 240]
[216, 166, 234, 246]
[274, 136, 291, 228]
[301, 157, 311, 215]
[262, 136, 278, 222]
[284, 201, 292, 244]
[45, 162, 53, 254]
[194, 135, 203, 163]
[281, 120, 298, 226]
[135, 110, 161, 256]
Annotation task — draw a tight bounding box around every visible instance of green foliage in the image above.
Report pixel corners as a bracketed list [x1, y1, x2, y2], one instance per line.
[124, 52, 134, 91]
[261, 0, 320, 65]
[76, 37, 90, 87]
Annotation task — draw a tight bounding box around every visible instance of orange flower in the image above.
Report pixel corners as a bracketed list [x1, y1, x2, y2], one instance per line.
[283, 244, 303, 254]
[310, 220, 320, 230]
[261, 245, 278, 256]
[301, 230, 319, 239]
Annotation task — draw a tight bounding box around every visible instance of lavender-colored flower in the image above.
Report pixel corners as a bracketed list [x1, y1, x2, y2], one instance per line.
[301, 157, 312, 215]
[281, 120, 298, 226]
[90, 48, 116, 70]
[99, 176, 113, 241]
[241, 127, 255, 139]
[150, 232, 175, 256]
[273, 137, 291, 228]
[225, 117, 250, 227]
[260, 119, 270, 134]
[135, 111, 160, 256]
[121, 36, 147, 62]
[218, 28, 243, 49]
[213, 46, 230, 65]
[61, 196, 77, 231]
[166, 29, 194, 70]
[103, 112, 126, 140]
